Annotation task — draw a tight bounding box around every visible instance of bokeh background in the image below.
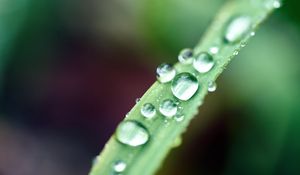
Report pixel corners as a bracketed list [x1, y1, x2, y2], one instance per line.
[0, 0, 300, 174]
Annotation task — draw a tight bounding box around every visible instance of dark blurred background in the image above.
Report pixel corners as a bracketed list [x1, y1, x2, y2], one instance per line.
[0, 0, 300, 175]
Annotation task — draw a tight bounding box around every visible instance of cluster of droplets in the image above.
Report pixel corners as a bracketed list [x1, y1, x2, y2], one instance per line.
[111, 10, 276, 172]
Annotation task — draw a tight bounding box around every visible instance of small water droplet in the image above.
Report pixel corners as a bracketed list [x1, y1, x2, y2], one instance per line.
[233, 50, 239, 56]
[159, 99, 178, 118]
[241, 42, 247, 47]
[141, 103, 156, 119]
[92, 156, 99, 165]
[224, 16, 252, 43]
[116, 120, 149, 147]
[156, 63, 176, 83]
[178, 48, 194, 64]
[174, 114, 185, 122]
[171, 72, 199, 101]
[208, 82, 217, 92]
[135, 98, 141, 103]
[113, 160, 127, 173]
[209, 46, 219, 55]
[273, 0, 281, 8]
[193, 52, 215, 73]
[250, 31, 256, 36]
[172, 136, 182, 148]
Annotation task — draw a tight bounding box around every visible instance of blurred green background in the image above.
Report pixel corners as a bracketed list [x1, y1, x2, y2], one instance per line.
[0, 0, 300, 174]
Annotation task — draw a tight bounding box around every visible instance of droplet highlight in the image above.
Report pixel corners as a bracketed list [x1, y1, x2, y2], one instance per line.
[113, 160, 127, 173]
[193, 52, 215, 73]
[156, 63, 176, 83]
[208, 82, 217, 92]
[178, 48, 193, 64]
[141, 103, 156, 119]
[116, 120, 149, 147]
[159, 99, 178, 118]
[171, 72, 199, 101]
[224, 16, 252, 43]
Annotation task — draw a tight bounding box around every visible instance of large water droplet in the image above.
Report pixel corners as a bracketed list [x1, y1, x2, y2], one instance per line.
[171, 72, 199, 101]
[116, 120, 149, 147]
[159, 99, 178, 118]
[224, 16, 252, 43]
[141, 103, 156, 119]
[156, 63, 176, 83]
[208, 81, 217, 92]
[178, 48, 193, 64]
[193, 52, 215, 73]
[113, 160, 127, 173]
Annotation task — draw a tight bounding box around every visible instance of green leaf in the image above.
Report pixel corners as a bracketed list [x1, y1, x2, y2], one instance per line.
[89, 0, 281, 175]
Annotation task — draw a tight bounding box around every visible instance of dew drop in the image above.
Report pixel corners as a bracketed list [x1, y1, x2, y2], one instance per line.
[159, 99, 178, 118]
[208, 82, 217, 92]
[273, 0, 281, 8]
[141, 103, 156, 119]
[209, 46, 219, 55]
[224, 16, 252, 43]
[241, 42, 246, 47]
[250, 31, 256, 36]
[135, 98, 141, 103]
[156, 63, 176, 83]
[116, 120, 149, 147]
[113, 160, 127, 173]
[178, 48, 194, 64]
[193, 52, 215, 73]
[174, 114, 185, 122]
[233, 50, 239, 56]
[92, 156, 99, 165]
[171, 72, 199, 101]
[172, 136, 182, 148]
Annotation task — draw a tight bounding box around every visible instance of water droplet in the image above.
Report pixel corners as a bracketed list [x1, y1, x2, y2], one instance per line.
[241, 42, 246, 47]
[92, 156, 99, 165]
[172, 136, 182, 148]
[178, 48, 194, 64]
[174, 114, 185, 122]
[156, 63, 176, 83]
[141, 103, 156, 119]
[135, 98, 141, 103]
[113, 160, 127, 173]
[208, 82, 217, 92]
[250, 31, 256, 36]
[171, 72, 199, 101]
[224, 16, 252, 43]
[193, 52, 215, 73]
[209, 46, 219, 55]
[116, 120, 149, 147]
[233, 50, 239, 56]
[273, 0, 281, 8]
[159, 99, 178, 118]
